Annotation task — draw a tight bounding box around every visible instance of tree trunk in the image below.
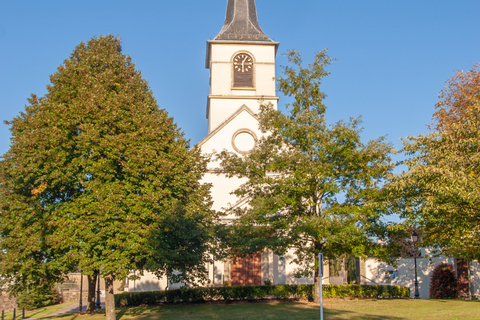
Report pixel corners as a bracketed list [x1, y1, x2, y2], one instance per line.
[314, 267, 321, 304]
[86, 272, 98, 313]
[105, 275, 116, 320]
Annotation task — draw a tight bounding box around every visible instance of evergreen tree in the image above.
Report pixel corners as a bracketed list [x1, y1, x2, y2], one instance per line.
[0, 36, 215, 320]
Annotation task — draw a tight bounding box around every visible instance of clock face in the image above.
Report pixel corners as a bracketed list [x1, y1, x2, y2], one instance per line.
[234, 54, 253, 73]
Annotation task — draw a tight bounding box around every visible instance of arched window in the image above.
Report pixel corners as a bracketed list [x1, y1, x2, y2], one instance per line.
[233, 53, 254, 88]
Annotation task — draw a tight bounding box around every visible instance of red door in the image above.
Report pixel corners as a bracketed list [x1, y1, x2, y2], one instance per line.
[231, 253, 261, 286]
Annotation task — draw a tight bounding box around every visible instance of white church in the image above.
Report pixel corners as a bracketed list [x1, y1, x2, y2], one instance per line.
[126, 0, 480, 299]
[128, 0, 313, 291]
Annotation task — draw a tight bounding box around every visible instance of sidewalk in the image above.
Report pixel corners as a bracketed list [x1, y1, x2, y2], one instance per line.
[30, 299, 105, 319]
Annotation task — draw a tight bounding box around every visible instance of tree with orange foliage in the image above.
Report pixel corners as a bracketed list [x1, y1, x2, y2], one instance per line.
[434, 64, 480, 131]
[386, 64, 480, 262]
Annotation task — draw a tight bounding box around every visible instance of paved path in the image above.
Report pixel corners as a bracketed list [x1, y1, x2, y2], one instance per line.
[30, 299, 105, 319]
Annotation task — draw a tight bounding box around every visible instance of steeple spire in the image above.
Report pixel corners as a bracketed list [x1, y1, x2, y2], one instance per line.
[214, 0, 273, 42]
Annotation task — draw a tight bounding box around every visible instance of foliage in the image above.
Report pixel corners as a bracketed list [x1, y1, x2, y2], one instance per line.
[322, 284, 409, 299]
[16, 283, 59, 310]
[381, 226, 423, 259]
[0, 35, 215, 316]
[216, 50, 395, 298]
[385, 64, 480, 261]
[115, 284, 409, 307]
[434, 64, 480, 131]
[429, 263, 458, 299]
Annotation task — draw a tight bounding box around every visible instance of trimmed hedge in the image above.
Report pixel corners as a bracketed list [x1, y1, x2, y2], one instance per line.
[115, 284, 410, 307]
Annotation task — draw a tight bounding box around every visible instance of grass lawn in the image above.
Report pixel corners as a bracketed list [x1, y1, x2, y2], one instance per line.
[2, 300, 77, 319]
[34, 299, 480, 320]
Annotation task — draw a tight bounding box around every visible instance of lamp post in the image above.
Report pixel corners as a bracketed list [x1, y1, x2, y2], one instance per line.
[79, 273, 83, 312]
[95, 272, 101, 309]
[411, 230, 420, 299]
[319, 253, 324, 320]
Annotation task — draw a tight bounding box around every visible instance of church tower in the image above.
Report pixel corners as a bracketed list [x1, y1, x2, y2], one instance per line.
[198, 0, 280, 287]
[204, 0, 279, 134]
[199, 0, 279, 216]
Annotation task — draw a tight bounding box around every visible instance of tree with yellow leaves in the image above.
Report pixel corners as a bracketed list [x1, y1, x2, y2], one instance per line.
[386, 64, 480, 262]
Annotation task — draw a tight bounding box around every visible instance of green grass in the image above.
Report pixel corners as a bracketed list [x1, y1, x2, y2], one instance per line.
[2, 300, 77, 319]
[26, 299, 480, 320]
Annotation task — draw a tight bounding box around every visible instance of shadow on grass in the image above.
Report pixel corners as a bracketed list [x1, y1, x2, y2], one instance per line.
[4, 307, 52, 319]
[25, 308, 48, 319]
[325, 308, 408, 320]
[39, 310, 108, 320]
[113, 303, 409, 320]
[3, 309, 50, 320]
[37, 314, 79, 320]
[116, 308, 127, 319]
[435, 299, 480, 304]
[37, 299, 480, 320]
[117, 306, 150, 318]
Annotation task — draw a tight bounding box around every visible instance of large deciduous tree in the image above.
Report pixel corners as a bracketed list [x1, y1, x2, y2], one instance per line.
[217, 50, 395, 303]
[386, 64, 480, 262]
[0, 36, 215, 320]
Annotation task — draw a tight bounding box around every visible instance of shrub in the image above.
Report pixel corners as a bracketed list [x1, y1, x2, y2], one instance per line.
[115, 284, 409, 307]
[429, 263, 458, 299]
[17, 284, 59, 310]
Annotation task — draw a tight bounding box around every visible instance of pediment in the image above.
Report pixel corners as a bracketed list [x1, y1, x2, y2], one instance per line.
[197, 104, 261, 155]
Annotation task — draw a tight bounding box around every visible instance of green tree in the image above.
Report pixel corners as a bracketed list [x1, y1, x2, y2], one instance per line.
[0, 36, 216, 320]
[386, 64, 480, 262]
[16, 281, 59, 310]
[216, 50, 395, 303]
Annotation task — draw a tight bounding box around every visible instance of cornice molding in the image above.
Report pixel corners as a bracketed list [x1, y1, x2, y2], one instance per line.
[208, 95, 279, 100]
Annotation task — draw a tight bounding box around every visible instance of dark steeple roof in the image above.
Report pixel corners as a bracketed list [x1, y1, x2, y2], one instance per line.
[214, 0, 273, 42]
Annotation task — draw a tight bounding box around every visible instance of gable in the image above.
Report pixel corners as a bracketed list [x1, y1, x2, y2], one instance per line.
[198, 104, 261, 157]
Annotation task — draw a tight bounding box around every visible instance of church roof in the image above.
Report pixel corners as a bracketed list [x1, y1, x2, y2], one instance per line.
[214, 0, 273, 42]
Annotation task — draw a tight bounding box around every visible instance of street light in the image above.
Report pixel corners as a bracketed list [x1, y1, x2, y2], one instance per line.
[79, 273, 83, 312]
[96, 272, 101, 309]
[411, 230, 420, 299]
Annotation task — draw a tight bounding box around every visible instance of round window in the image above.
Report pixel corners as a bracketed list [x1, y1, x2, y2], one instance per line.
[232, 129, 258, 155]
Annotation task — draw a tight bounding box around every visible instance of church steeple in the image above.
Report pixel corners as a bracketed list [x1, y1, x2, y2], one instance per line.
[214, 0, 273, 42]
[204, 0, 279, 132]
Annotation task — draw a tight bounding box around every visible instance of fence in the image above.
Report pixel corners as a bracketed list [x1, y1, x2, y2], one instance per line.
[0, 307, 26, 320]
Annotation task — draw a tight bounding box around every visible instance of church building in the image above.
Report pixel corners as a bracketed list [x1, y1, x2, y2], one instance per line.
[127, 0, 314, 292]
[197, 0, 280, 287]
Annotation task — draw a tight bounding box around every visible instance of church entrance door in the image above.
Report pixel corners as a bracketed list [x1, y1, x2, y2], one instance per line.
[231, 253, 261, 286]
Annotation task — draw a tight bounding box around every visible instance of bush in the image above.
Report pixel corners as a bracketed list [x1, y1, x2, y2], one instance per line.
[115, 284, 409, 307]
[16, 285, 59, 310]
[429, 263, 458, 299]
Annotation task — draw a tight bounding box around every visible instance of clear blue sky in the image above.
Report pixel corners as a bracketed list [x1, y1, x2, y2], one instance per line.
[1, 0, 479, 158]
